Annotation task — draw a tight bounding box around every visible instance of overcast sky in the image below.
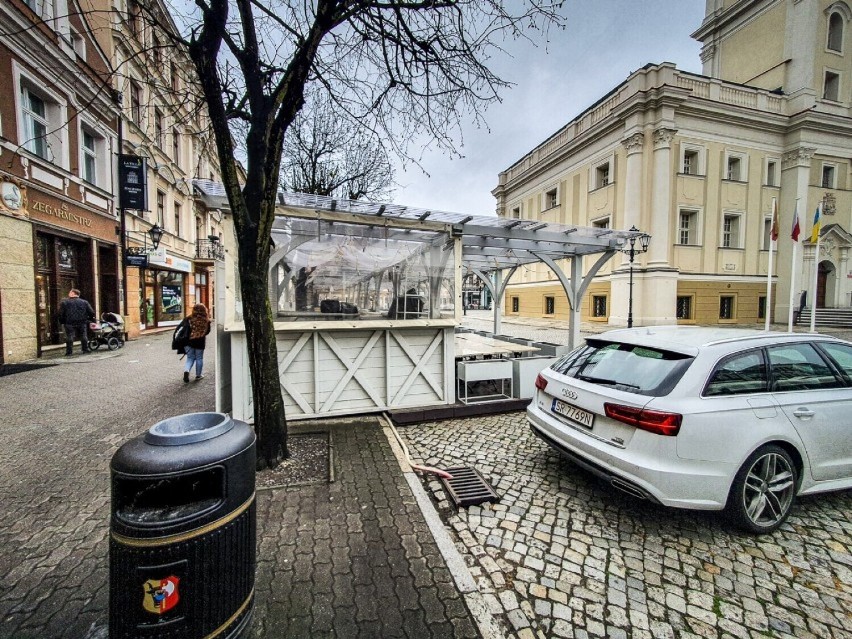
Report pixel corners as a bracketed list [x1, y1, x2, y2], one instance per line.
[391, 1, 707, 216]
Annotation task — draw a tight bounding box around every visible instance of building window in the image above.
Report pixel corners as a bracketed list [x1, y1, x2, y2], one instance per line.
[70, 28, 86, 58]
[722, 213, 741, 248]
[172, 127, 180, 164]
[511, 206, 520, 219]
[726, 155, 743, 181]
[592, 216, 610, 230]
[681, 146, 703, 176]
[130, 81, 143, 127]
[23, 0, 54, 19]
[154, 110, 164, 147]
[595, 162, 610, 189]
[21, 87, 49, 159]
[511, 297, 519, 313]
[766, 159, 778, 186]
[544, 296, 555, 315]
[156, 190, 165, 223]
[174, 202, 182, 236]
[678, 209, 698, 245]
[824, 71, 840, 101]
[545, 188, 558, 209]
[822, 163, 836, 188]
[763, 217, 772, 250]
[127, 0, 141, 37]
[82, 128, 99, 185]
[592, 295, 606, 318]
[828, 12, 844, 52]
[720, 296, 735, 320]
[676, 296, 693, 320]
[758, 296, 767, 320]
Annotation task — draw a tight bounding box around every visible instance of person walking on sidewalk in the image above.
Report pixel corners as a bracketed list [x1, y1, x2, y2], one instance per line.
[58, 289, 95, 356]
[180, 303, 211, 383]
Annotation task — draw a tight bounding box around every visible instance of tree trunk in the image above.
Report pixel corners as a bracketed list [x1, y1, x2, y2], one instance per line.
[237, 231, 288, 470]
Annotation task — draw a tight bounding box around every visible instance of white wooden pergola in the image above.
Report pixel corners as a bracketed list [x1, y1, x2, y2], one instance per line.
[273, 192, 641, 350]
[194, 183, 644, 419]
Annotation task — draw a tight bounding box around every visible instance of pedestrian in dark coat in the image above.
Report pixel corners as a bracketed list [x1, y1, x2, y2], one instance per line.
[57, 289, 94, 356]
[180, 303, 211, 383]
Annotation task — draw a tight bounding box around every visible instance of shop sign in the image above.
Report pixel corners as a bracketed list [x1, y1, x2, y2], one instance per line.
[149, 249, 192, 273]
[30, 199, 93, 228]
[118, 155, 148, 211]
[125, 253, 149, 267]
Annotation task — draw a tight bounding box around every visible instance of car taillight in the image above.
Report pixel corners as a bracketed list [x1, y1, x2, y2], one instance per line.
[534, 374, 548, 391]
[604, 403, 682, 436]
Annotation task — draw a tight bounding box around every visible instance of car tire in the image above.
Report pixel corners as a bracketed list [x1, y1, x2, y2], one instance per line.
[726, 444, 797, 534]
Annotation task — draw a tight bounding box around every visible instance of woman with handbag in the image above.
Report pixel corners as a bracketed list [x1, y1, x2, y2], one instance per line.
[181, 303, 211, 383]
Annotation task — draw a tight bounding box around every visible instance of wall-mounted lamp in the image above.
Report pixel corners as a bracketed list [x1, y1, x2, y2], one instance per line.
[148, 224, 164, 250]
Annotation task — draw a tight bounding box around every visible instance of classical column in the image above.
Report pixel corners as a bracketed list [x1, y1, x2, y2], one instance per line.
[620, 132, 645, 266]
[648, 127, 676, 266]
[777, 147, 815, 322]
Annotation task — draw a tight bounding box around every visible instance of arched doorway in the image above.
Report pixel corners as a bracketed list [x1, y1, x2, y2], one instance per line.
[816, 261, 835, 308]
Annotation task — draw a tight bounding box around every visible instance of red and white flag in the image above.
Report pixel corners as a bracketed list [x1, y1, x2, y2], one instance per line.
[770, 199, 779, 242]
[791, 201, 801, 242]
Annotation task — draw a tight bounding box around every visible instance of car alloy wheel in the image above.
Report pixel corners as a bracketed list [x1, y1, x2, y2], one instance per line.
[727, 444, 797, 534]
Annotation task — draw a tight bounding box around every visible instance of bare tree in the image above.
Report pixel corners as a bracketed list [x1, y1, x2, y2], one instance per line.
[160, 0, 564, 469]
[281, 93, 394, 200]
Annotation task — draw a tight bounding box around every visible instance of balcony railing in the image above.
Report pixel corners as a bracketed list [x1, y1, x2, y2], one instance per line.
[196, 239, 224, 260]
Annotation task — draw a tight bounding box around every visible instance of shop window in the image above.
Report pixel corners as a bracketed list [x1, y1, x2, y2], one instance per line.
[676, 296, 693, 320]
[544, 296, 555, 315]
[158, 272, 184, 323]
[511, 297, 519, 313]
[592, 295, 606, 318]
[57, 241, 77, 271]
[720, 295, 735, 320]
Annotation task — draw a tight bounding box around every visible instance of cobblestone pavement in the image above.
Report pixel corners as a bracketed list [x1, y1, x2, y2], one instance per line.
[0, 334, 482, 638]
[397, 312, 852, 639]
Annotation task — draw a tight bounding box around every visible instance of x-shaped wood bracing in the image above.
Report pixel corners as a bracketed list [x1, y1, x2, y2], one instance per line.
[389, 330, 444, 404]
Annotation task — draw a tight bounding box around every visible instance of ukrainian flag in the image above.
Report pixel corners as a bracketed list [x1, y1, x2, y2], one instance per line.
[810, 204, 822, 243]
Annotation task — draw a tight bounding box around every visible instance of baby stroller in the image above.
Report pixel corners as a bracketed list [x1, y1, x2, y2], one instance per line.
[88, 312, 125, 351]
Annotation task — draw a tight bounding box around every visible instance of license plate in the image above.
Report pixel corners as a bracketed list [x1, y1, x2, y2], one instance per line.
[552, 398, 595, 429]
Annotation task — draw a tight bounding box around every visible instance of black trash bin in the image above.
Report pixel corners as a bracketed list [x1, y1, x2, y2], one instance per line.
[109, 412, 256, 639]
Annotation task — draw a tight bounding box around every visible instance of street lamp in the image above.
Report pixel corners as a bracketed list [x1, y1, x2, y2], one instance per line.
[148, 223, 164, 250]
[620, 225, 651, 329]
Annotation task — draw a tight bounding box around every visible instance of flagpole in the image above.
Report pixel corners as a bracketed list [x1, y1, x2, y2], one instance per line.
[788, 198, 800, 332]
[787, 240, 798, 331]
[809, 202, 822, 333]
[765, 197, 776, 331]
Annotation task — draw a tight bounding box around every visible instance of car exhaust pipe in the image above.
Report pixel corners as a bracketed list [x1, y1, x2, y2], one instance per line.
[610, 478, 647, 500]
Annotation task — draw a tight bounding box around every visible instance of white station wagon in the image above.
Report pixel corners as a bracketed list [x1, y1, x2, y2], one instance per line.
[527, 326, 852, 533]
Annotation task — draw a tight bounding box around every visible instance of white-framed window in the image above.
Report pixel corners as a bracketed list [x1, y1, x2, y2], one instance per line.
[678, 208, 700, 245]
[18, 77, 65, 166]
[725, 152, 747, 181]
[824, 70, 841, 101]
[172, 127, 181, 165]
[765, 158, 780, 187]
[80, 125, 107, 186]
[722, 212, 742, 248]
[594, 160, 611, 189]
[154, 109, 164, 147]
[23, 0, 55, 19]
[828, 11, 844, 52]
[70, 28, 86, 58]
[681, 144, 704, 176]
[763, 216, 772, 251]
[591, 216, 610, 230]
[156, 190, 165, 223]
[543, 187, 558, 210]
[822, 163, 837, 188]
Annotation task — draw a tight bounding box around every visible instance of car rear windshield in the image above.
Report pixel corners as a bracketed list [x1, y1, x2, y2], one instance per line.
[550, 339, 694, 397]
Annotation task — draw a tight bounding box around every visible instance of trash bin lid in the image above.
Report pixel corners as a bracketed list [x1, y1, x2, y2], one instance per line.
[145, 412, 234, 446]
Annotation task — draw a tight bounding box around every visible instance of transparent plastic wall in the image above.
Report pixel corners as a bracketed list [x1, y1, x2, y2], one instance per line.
[269, 217, 456, 321]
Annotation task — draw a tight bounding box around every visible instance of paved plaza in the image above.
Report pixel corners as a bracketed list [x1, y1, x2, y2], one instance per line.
[1, 315, 852, 638]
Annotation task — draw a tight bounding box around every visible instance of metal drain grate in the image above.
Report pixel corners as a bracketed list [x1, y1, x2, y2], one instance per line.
[440, 467, 499, 507]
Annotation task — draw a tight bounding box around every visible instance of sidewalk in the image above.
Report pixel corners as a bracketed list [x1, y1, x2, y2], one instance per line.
[0, 334, 484, 639]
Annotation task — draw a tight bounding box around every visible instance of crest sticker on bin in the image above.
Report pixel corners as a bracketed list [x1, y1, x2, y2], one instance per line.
[142, 575, 180, 614]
